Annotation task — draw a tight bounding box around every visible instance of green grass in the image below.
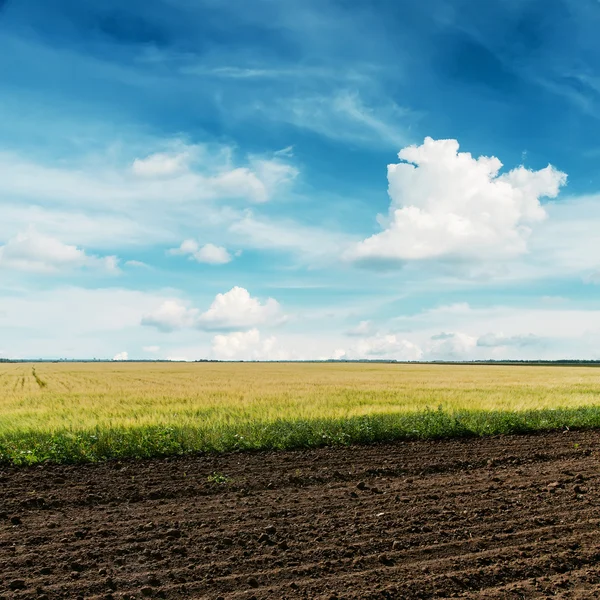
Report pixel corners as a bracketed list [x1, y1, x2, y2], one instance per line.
[2, 362, 600, 465]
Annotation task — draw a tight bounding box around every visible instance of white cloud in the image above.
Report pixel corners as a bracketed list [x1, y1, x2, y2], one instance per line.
[132, 151, 190, 178]
[250, 158, 298, 199]
[169, 240, 232, 264]
[0, 141, 298, 256]
[0, 230, 119, 274]
[258, 91, 411, 148]
[0, 204, 172, 251]
[335, 334, 423, 361]
[209, 167, 270, 203]
[125, 260, 151, 269]
[141, 300, 199, 332]
[141, 287, 285, 333]
[405, 303, 600, 342]
[427, 332, 478, 360]
[142, 345, 160, 353]
[195, 244, 232, 264]
[197, 286, 285, 331]
[0, 288, 176, 346]
[274, 145, 294, 158]
[477, 332, 540, 348]
[386, 302, 600, 360]
[349, 137, 567, 265]
[112, 351, 129, 361]
[131, 144, 297, 203]
[211, 329, 289, 360]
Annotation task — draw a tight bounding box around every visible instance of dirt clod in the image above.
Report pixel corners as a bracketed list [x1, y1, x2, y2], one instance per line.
[9, 579, 26, 590]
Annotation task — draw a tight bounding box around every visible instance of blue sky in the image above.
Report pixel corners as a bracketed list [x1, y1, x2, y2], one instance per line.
[2, 0, 600, 360]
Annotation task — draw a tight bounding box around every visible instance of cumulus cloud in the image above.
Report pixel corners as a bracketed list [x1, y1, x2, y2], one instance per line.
[113, 351, 128, 361]
[349, 137, 567, 265]
[0, 230, 119, 274]
[197, 286, 285, 331]
[169, 240, 232, 264]
[211, 329, 289, 360]
[335, 334, 423, 361]
[141, 287, 285, 332]
[141, 300, 199, 332]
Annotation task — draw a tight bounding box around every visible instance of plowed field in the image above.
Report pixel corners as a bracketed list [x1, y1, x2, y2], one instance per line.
[2, 430, 600, 599]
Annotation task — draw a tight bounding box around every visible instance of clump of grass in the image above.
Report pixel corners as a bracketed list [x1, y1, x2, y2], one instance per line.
[207, 472, 230, 484]
[2, 406, 600, 466]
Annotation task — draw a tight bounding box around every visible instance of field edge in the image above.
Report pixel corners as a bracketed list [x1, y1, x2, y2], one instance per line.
[3, 405, 600, 466]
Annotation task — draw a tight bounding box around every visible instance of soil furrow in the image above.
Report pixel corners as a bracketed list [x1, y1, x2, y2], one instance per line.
[2, 430, 600, 599]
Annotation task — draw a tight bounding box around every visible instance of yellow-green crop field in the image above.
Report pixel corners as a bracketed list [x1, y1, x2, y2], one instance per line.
[2, 362, 600, 465]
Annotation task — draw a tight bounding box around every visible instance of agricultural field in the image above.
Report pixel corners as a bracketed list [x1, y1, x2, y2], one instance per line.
[3, 363, 600, 598]
[2, 362, 600, 465]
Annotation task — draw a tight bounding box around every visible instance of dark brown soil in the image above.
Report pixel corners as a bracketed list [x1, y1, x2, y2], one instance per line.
[2, 431, 600, 599]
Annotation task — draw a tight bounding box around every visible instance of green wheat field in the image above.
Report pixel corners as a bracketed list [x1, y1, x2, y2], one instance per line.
[2, 362, 600, 465]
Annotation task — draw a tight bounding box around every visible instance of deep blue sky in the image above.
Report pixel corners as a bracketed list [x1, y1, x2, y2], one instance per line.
[1, 0, 600, 360]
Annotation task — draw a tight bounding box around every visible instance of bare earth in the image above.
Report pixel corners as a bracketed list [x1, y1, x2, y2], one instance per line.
[2, 431, 600, 599]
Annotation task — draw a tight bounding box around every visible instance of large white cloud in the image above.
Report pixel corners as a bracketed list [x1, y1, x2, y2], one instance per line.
[0, 230, 119, 274]
[349, 137, 567, 264]
[141, 287, 285, 332]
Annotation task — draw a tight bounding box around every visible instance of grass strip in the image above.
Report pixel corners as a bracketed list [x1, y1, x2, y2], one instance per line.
[2, 406, 600, 466]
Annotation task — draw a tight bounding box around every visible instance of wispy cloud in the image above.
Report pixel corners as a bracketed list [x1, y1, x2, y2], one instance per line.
[251, 90, 414, 148]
